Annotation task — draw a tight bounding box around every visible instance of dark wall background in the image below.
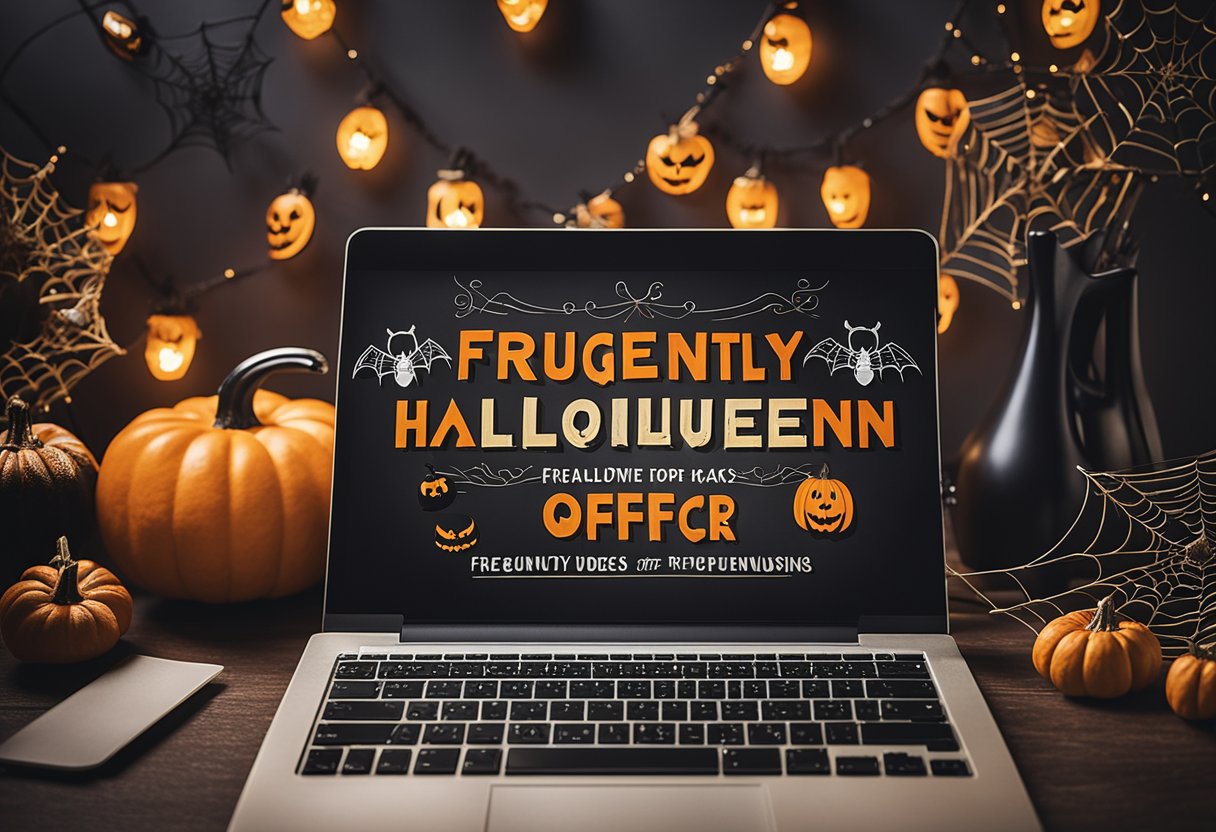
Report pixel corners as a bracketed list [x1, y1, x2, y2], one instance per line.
[2, 0, 1213, 460]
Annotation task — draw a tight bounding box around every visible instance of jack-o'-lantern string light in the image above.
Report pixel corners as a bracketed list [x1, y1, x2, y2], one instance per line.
[497, 0, 548, 33]
[726, 165, 779, 229]
[266, 176, 318, 259]
[100, 10, 148, 60]
[646, 110, 716, 196]
[282, 0, 337, 41]
[426, 155, 486, 228]
[1041, 0, 1100, 50]
[144, 311, 201, 381]
[336, 103, 389, 170]
[820, 165, 871, 229]
[85, 180, 139, 255]
[759, 2, 813, 86]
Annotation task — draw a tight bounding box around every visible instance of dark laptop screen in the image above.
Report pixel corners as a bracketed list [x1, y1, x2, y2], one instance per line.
[325, 230, 946, 631]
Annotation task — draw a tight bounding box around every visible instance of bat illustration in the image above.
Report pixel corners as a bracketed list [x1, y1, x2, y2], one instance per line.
[803, 320, 920, 386]
[352, 325, 452, 388]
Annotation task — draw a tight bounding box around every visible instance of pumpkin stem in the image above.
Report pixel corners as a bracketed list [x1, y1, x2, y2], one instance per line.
[1085, 595, 1120, 632]
[212, 348, 328, 430]
[1190, 642, 1216, 661]
[50, 537, 84, 605]
[819, 463, 831, 479]
[2, 396, 43, 451]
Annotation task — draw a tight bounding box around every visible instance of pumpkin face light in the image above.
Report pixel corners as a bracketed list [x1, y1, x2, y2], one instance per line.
[281, 0, 336, 40]
[793, 465, 855, 534]
[726, 170, 779, 229]
[419, 465, 456, 511]
[646, 128, 715, 195]
[576, 191, 625, 228]
[426, 173, 485, 228]
[85, 181, 138, 255]
[820, 165, 871, 229]
[1041, 0, 1099, 49]
[759, 9, 813, 85]
[1032, 596, 1163, 698]
[145, 314, 201, 381]
[101, 10, 145, 60]
[435, 514, 478, 552]
[497, 0, 548, 32]
[915, 87, 970, 158]
[266, 188, 316, 260]
[938, 274, 960, 334]
[336, 106, 388, 171]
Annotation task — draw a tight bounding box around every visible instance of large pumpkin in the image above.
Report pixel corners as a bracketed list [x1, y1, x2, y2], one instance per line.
[793, 464, 854, 534]
[1032, 596, 1162, 698]
[0, 536, 132, 663]
[96, 348, 335, 603]
[1165, 643, 1216, 721]
[0, 396, 99, 580]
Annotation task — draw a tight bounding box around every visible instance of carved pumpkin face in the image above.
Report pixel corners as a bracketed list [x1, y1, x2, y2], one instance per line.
[419, 467, 456, 511]
[85, 181, 138, 254]
[144, 314, 201, 381]
[265, 189, 316, 260]
[726, 171, 779, 229]
[435, 514, 478, 552]
[336, 106, 389, 171]
[576, 192, 625, 228]
[497, 0, 548, 32]
[915, 88, 970, 158]
[646, 130, 715, 195]
[937, 274, 960, 334]
[426, 175, 485, 228]
[820, 166, 870, 229]
[281, 0, 336, 40]
[101, 10, 145, 60]
[1041, 0, 1099, 49]
[793, 467, 854, 534]
[759, 11, 813, 85]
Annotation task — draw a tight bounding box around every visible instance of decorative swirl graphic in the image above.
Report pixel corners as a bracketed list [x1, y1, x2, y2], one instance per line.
[732, 464, 822, 487]
[436, 463, 541, 488]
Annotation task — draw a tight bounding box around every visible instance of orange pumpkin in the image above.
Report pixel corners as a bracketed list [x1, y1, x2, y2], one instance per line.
[793, 464, 854, 534]
[646, 122, 715, 195]
[96, 348, 335, 603]
[0, 536, 132, 663]
[1032, 596, 1163, 698]
[1165, 643, 1216, 720]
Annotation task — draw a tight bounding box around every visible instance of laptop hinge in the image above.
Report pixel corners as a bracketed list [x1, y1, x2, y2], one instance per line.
[397, 624, 859, 644]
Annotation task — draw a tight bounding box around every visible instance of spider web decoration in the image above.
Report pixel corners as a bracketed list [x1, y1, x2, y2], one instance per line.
[1072, 0, 1216, 177]
[938, 80, 1140, 303]
[0, 150, 124, 410]
[949, 450, 1216, 658]
[133, 11, 276, 166]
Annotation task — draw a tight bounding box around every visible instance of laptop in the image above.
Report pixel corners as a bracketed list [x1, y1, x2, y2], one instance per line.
[229, 228, 1040, 832]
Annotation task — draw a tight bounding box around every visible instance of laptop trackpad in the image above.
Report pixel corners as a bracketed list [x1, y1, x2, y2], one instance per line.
[485, 784, 774, 832]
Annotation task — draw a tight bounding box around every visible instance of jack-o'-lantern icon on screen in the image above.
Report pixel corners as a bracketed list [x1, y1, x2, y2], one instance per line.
[793, 465, 855, 535]
[266, 188, 316, 260]
[915, 87, 970, 158]
[646, 123, 715, 196]
[820, 165, 871, 229]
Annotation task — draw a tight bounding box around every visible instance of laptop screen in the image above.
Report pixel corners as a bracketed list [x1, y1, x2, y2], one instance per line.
[325, 230, 946, 632]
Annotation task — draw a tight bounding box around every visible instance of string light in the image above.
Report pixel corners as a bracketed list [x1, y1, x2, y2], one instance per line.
[497, 0, 548, 33]
[915, 87, 970, 157]
[937, 274, 960, 334]
[758, 2, 813, 86]
[1041, 0, 1100, 49]
[427, 168, 485, 228]
[336, 105, 389, 170]
[266, 185, 317, 260]
[85, 181, 138, 255]
[281, 0, 337, 40]
[574, 191, 626, 228]
[1010, 51, 1021, 62]
[100, 10, 146, 60]
[144, 313, 201, 381]
[646, 111, 715, 196]
[726, 166, 779, 229]
[820, 165, 871, 228]
[996, 3, 1006, 13]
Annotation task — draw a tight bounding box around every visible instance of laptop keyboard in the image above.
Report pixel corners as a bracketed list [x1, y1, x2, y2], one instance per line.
[299, 652, 972, 778]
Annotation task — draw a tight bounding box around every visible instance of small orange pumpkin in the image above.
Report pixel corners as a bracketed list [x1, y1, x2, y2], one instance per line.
[0, 536, 132, 663]
[1032, 596, 1163, 698]
[793, 464, 854, 534]
[96, 348, 335, 603]
[646, 122, 715, 196]
[1165, 643, 1216, 720]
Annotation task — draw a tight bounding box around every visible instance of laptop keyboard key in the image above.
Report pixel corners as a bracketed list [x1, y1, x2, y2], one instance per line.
[626, 701, 660, 721]
[767, 680, 800, 698]
[786, 749, 830, 775]
[463, 681, 498, 699]
[414, 749, 460, 774]
[679, 724, 705, 744]
[535, 681, 567, 698]
[831, 680, 864, 698]
[506, 747, 719, 775]
[884, 752, 928, 776]
[501, 681, 533, 698]
[931, 759, 973, 776]
[814, 700, 852, 721]
[374, 749, 412, 774]
[328, 681, 381, 699]
[619, 681, 651, 699]
[882, 700, 945, 721]
[313, 723, 395, 746]
[761, 700, 810, 721]
[406, 702, 438, 721]
[423, 723, 466, 745]
[825, 722, 859, 744]
[335, 662, 377, 680]
[322, 701, 403, 721]
[508, 723, 551, 744]
[442, 701, 479, 721]
[878, 661, 931, 679]
[690, 701, 718, 721]
[554, 723, 596, 744]
[854, 700, 881, 721]
[747, 723, 787, 745]
[467, 723, 504, 744]
[425, 681, 462, 699]
[633, 723, 676, 744]
[588, 701, 624, 721]
[720, 702, 758, 721]
[867, 680, 937, 699]
[801, 680, 829, 698]
[698, 681, 727, 699]
[707, 723, 745, 745]
[481, 701, 509, 720]
[653, 681, 676, 699]
[390, 724, 420, 745]
[662, 701, 688, 721]
[382, 681, 424, 699]
[723, 748, 781, 775]
[598, 723, 630, 744]
[836, 755, 881, 776]
[510, 701, 547, 721]
[743, 680, 767, 698]
[570, 680, 615, 699]
[549, 701, 585, 720]
[462, 748, 502, 775]
[342, 748, 375, 775]
[789, 722, 823, 745]
[302, 748, 342, 774]
[861, 723, 955, 746]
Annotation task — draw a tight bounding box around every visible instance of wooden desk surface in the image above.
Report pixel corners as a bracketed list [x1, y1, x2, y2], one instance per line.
[1, 587, 1212, 832]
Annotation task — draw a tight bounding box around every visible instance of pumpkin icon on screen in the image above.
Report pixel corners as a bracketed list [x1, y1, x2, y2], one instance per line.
[419, 465, 456, 512]
[793, 465, 854, 534]
[434, 514, 478, 553]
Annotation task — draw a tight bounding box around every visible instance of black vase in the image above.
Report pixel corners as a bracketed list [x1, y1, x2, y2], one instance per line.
[953, 231, 1162, 574]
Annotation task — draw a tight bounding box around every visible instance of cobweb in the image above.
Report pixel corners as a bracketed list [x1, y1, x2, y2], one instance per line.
[938, 80, 1139, 304]
[949, 451, 1216, 658]
[0, 151, 124, 410]
[1071, 0, 1216, 177]
[133, 11, 275, 166]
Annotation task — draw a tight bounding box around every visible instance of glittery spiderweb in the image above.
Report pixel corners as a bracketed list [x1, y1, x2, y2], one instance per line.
[0, 150, 123, 410]
[949, 451, 1216, 658]
[1071, 0, 1216, 177]
[938, 80, 1139, 304]
[133, 12, 275, 165]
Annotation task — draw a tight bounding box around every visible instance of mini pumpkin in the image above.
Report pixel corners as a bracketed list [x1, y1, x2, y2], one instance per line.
[281, 0, 336, 40]
[0, 396, 98, 580]
[1165, 643, 1216, 721]
[85, 181, 138, 255]
[937, 274, 960, 334]
[1032, 596, 1162, 698]
[266, 188, 316, 260]
[1041, 0, 1099, 50]
[419, 464, 456, 511]
[435, 514, 478, 552]
[96, 348, 335, 603]
[915, 87, 970, 158]
[726, 168, 779, 229]
[793, 464, 854, 534]
[759, 6, 813, 85]
[0, 536, 132, 663]
[426, 171, 485, 228]
[820, 165, 871, 229]
[646, 123, 715, 196]
[575, 191, 625, 229]
[336, 106, 389, 171]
